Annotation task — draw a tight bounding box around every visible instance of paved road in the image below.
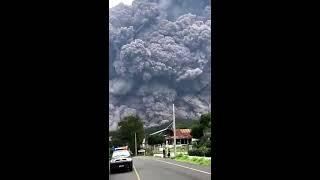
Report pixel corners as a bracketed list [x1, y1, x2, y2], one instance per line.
[109, 156, 212, 180]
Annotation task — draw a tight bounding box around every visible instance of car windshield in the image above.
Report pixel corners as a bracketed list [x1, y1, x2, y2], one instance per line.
[112, 150, 130, 158]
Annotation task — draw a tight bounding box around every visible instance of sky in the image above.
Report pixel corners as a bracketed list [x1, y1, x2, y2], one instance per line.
[109, 0, 134, 8]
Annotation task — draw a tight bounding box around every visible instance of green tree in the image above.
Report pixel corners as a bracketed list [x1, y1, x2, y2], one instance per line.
[109, 130, 126, 147]
[199, 113, 211, 129]
[118, 115, 145, 155]
[198, 136, 211, 147]
[147, 134, 165, 146]
[198, 146, 208, 157]
[191, 124, 204, 139]
[110, 136, 125, 147]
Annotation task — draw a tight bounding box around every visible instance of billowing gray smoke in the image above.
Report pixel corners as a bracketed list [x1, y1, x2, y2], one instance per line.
[109, 0, 211, 130]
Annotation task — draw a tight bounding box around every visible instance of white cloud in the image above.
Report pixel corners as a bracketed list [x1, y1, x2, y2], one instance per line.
[109, 0, 134, 8]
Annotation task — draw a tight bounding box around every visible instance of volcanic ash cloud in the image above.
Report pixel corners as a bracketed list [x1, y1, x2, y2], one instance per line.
[109, 0, 211, 130]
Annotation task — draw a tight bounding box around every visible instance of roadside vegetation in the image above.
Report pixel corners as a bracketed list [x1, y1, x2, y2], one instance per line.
[109, 115, 144, 155]
[109, 111, 215, 167]
[172, 154, 211, 166]
[190, 113, 214, 158]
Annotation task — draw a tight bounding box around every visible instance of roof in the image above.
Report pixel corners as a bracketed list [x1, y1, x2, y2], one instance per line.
[165, 129, 192, 139]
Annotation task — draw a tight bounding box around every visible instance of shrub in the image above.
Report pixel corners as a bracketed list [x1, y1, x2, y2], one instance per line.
[146, 148, 154, 156]
[188, 147, 211, 157]
[198, 146, 208, 156]
[205, 148, 211, 157]
[176, 153, 183, 158]
[191, 157, 198, 162]
[188, 149, 202, 156]
[181, 155, 188, 160]
[198, 136, 211, 147]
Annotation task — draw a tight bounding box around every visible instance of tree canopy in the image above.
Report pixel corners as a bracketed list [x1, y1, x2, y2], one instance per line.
[147, 134, 165, 146]
[191, 124, 204, 139]
[191, 112, 211, 139]
[117, 115, 145, 155]
[199, 112, 211, 129]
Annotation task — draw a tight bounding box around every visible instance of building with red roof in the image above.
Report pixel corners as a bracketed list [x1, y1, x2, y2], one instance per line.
[165, 129, 192, 145]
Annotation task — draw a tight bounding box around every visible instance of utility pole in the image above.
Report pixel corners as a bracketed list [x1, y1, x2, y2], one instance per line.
[173, 104, 176, 157]
[135, 132, 137, 156]
[209, 96, 211, 112]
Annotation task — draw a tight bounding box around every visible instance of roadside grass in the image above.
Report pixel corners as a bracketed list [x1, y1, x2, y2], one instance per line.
[172, 154, 211, 166]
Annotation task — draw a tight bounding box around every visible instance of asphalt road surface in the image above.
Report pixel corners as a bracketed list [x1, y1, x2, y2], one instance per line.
[109, 156, 212, 180]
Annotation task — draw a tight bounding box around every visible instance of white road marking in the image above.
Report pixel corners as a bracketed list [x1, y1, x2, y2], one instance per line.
[133, 164, 141, 180]
[137, 157, 211, 175]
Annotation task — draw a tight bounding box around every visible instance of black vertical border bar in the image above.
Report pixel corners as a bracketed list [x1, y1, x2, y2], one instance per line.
[104, 0, 110, 177]
[211, 0, 217, 179]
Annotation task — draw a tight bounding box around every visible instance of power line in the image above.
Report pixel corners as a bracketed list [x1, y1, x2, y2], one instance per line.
[149, 122, 173, 136]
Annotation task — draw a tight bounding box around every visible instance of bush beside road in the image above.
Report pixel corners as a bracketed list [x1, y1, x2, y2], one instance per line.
[171, 154, 211, 166]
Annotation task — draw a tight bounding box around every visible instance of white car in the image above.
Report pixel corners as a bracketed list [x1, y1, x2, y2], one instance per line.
[110, 150, 133, 173]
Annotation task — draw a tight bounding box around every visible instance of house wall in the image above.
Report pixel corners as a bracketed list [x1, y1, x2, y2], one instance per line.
[166, 138, 191, 145]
